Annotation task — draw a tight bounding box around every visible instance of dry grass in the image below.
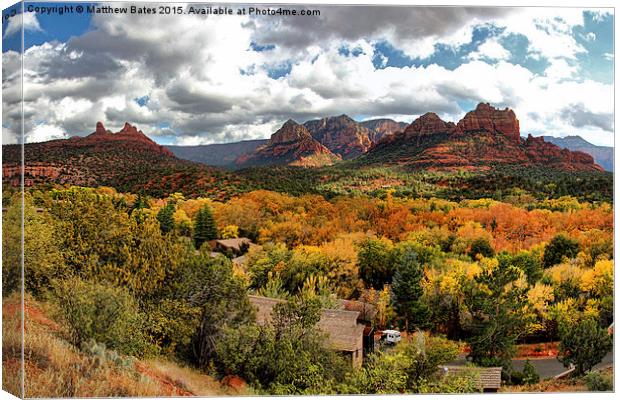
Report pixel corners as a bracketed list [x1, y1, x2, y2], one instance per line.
[501, 368, 614, 393]
[2, 293, 236, 397]
[141, 359, 246, 396]
[2, 292, 23, 398]
[503, 379, 589, 393]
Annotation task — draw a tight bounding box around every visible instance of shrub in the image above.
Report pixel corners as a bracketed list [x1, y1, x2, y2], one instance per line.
[522, 359, 540, 384]
[51, 277, 151, 356]
[584, 371, 612, 391]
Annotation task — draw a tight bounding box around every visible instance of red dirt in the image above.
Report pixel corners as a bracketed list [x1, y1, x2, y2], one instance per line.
[515, 342, 559, 358]
[134, 362, 194, 396]
[222, 375, 247, 392]
[3, 301, 60, 332]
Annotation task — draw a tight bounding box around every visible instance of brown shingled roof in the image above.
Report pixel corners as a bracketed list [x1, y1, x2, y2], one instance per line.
[248, 295, 364, 353]
[439, 365, 502, 390]
[339, 299, 377, 322]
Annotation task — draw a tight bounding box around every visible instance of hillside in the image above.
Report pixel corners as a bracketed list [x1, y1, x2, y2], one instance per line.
[362, 103, 603, 172]
[543, 135, 613, 172]
[236, 120, 341, 167]
[2, 122, 248, 200]
[2, 294, 242, 398]
[167, 139, 267, 167]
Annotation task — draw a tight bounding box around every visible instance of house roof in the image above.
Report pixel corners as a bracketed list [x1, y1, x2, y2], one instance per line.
[339, 299, 377, 322]
[215, 238, 252, 252]
[248, 295, 364, 352]
[439, 365, 502, 390]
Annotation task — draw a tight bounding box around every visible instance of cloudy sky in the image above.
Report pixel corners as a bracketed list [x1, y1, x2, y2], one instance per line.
[1, 3, 614, 146]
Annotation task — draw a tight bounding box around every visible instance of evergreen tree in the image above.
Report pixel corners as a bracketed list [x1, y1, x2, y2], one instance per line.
[193, 204, 217, 249]
[391, 246, 430, 331]
[156, 203, 175, 234]
[543, 234, 579, 268]
[464, 261, 531, 367]
[558, 317, 613, 376]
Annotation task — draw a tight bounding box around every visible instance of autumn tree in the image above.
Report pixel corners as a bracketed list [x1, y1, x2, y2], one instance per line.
[358, 237, 394, 290]
[3, 194, 64, 295]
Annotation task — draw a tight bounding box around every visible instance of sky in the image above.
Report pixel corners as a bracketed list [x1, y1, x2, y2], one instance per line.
[1, 3, 615, 146]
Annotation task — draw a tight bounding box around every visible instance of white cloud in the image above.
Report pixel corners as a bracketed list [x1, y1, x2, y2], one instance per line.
[28, 124, 68, 143]
[583, 32, 597, 41]
[1, 6, 613, 148]
[3, 12, 43, 39]
[468, 37, 511, 61]
[544, 58, 578, 81]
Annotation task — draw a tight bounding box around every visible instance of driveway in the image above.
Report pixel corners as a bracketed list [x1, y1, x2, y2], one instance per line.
[512, 350, 613, 379]
[448, 349, 613, 379]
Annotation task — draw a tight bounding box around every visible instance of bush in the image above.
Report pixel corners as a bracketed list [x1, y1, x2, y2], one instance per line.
[584, 371, 612, 391]
[51, 277, 151, 356]
[522, 359, 540, 384]
[509, 370, 524, 385]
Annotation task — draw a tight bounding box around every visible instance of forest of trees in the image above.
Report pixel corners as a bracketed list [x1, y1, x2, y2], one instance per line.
[2, 184, 614, 394]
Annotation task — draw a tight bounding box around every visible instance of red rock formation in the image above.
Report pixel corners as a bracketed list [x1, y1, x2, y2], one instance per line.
[236, 120, 340, 167]
[361, 119, 407, 143]
[81, 122, 174, 157]
[95, 121, 108, 135]
[304, 115, 373, 159]
[365, 103, 603, 172]
[405, 113, 456, 136]
[524, 134, 602, 171]
[456, 103, 520, 144]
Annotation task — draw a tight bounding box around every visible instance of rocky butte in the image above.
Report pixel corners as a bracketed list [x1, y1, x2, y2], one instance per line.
[236, 120, 341, 167]
[366, 103, 603, 172]
[303, 115, 374, 159]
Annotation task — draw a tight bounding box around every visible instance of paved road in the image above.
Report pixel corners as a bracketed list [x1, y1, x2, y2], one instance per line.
[513, 350, 613, 379]
[449, 350, 613, 379]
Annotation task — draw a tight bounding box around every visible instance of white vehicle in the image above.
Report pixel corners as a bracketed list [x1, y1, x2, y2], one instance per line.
[381, 329, 401, 345]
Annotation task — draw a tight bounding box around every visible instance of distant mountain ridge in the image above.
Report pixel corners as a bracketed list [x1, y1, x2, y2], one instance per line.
[542, 135, 613, 172]
[168, 139, 268, 167]
[168, 116, 405, 167]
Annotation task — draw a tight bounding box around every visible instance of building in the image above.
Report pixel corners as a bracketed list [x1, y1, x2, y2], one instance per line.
[438, 365, 502, 392]
[248, 295, 366, 368]
[340, 299, 377, 357]
[211, 238, 253, 256]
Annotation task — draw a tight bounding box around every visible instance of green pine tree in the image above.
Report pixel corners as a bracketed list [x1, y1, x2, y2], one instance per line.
[391, 246, 430, 331]
[194, 205, 218, 249]
[156, 203, 175, 234]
